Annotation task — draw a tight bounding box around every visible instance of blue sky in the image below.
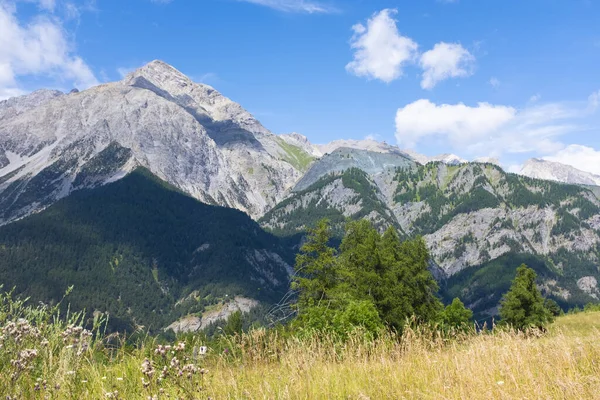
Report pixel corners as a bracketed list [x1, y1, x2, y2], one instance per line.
[1, 0, 599, 173]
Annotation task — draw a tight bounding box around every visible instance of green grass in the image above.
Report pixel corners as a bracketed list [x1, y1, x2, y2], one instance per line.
[276, 138, 316, 172]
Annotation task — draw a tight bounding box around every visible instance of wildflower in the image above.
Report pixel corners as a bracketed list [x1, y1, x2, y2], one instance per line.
[159, 366, 168, 379]
[81, 380, 88, 384]
[141, 358, 155, 378]
[170, 356, 180, 369]
[199, 346, 208, 355]
[67, 371, 76, 376]
[497, 381, 504, 385]
[102, 376, 107, 380]
[116, 377, 123, 381]
[175, 342, 185, 352]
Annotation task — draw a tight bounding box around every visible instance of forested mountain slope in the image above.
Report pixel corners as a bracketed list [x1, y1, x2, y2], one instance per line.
[0, 168, 293, 332]
[262, 152, 600, 315]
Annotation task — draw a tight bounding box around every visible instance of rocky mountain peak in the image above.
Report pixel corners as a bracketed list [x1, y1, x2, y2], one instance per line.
[125, 60, 190, 85]
[520, 158, 600, 186]
[0, 89, 64, 120]
[0, 61, 310, 224]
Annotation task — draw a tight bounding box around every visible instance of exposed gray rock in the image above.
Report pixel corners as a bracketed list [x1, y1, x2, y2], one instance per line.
[294, 147, 414, 192]
[577, 276, 599, 299]
[520, 158, 600, 186]
[166, 296, 259, 333]
[0, 61, 311, 224]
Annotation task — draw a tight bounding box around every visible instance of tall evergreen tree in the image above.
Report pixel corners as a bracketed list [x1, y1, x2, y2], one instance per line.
[338, 220, 380, 301]
[499, 264, 553, 330]
[398, 236, 443, 324]
[441, 298, 473, 328]
[292, 219, 444, 334]
[292, 219, 338, 312]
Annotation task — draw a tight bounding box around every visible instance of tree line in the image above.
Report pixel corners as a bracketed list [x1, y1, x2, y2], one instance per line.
[289, 218, 557, 336]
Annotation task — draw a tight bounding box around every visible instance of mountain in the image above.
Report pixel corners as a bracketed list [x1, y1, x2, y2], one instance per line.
[279, 133, 323, 158]
[473, 156, 501, 166]
[317, 139, 408, 157]
[2, 61, 599, 322]
[0, 60, 315, 224]
[403, 150, 467, 166]
[261, 153, 600, 315]
[520, 158, 600, 187]
[0, 168, 293, 332]
[0, 89, 65, 123]
[313, 139, 467, 166]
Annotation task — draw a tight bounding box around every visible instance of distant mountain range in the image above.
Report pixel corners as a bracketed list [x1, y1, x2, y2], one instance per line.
[519, 158, 600, 187]
[1, 61, 598, 328]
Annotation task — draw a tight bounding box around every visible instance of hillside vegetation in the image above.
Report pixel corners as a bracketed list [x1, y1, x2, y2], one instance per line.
[1, 291, 599, 399]
[0, 168, 293, 332]
[262, 158, 600, 316]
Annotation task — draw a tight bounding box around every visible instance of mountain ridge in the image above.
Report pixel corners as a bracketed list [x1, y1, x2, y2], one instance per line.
[520, 158, 600, 187]
[1, 61, 599, 320]
[0, 167, 293, 331]
[0, 60, 312, 224]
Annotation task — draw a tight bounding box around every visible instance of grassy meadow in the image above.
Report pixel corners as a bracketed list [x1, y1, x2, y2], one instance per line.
[1, 293, 599, 399]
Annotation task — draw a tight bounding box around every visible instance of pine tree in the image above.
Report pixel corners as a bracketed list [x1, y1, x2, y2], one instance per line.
[398, 236, 443, 324]
[544, 298, 562, 317]
[338, 220, 380, 301]
[292, 219, 338, 312]
[499, 264, 553, 331]
[223, 311, 243, 336]
[441, 298, 473, 328]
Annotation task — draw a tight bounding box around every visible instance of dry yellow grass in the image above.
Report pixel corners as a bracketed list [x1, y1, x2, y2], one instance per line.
[204, 314, 600, 399]
[2, 309, 600, 399]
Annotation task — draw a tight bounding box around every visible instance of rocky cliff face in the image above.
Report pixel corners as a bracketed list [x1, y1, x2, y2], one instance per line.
[262, 153, 600, 308]
[2, 62, 599, 315]
[520, 158, 600, 186]
[0, 61, 312, 224]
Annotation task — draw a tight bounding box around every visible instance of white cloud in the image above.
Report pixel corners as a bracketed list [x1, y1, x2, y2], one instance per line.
[489, 77, 500, 89]
[544, 145, 600, 176]
[395, 92, 599, 157]
[419, 42, 475, 89]
[38, 0, 56, 11]
[0, 87, 26, 100]
[235, 0, 337, 13]
[346, 9, 418, 83]
[529, 94, 541, 103]
[346, 10, 477, 87]
[395, 100, 515, 148]
[0, 1, 98, 100]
